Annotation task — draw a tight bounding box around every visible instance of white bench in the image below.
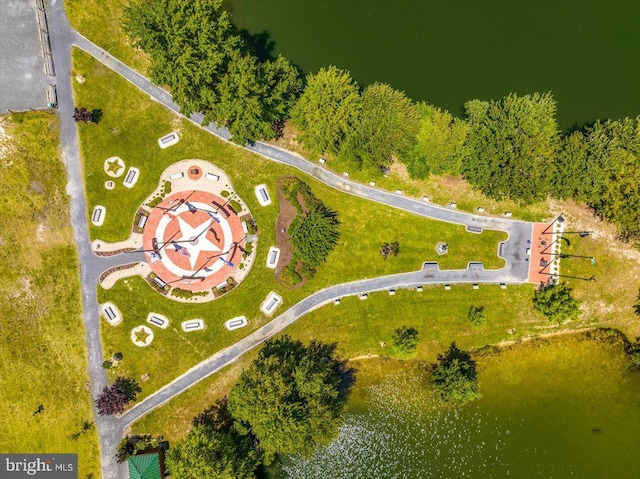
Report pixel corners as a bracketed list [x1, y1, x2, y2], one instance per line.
[137, 214, 148, 229]
[123, 167, 139, 188]
[169, 172, 184, 180]
[260, 291, 282, 316]
[359, 293, 368, 300]
[91, 205, 106, 226]
[205, 173, 220, 181]
[266, 247, 280, 269]
[181, 319, 205, 332]
[101, 302, 122, 326]
[146, 312, 169, 329]
[242, 221, 248, 234]
[158, 132, 179, 149]
[224, 316, 248, 331]
[255, 184, 272, 206]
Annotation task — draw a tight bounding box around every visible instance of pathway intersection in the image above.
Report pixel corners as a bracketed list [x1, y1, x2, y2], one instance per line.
[46, 1, 539, 477]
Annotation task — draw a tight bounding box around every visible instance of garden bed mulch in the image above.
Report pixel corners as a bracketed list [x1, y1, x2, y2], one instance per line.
[274, 177, 307, 288]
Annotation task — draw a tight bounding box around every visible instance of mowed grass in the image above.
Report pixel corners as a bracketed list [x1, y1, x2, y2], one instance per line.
[74, 49, 507, 398]
[66, 0, 150, 74]
[558, 202, 640, 338]
[0, 113, 99, 477]
[129, 283, 564, 443]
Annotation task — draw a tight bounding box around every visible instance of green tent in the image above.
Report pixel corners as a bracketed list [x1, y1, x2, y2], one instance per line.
[128, 451, 162, 479]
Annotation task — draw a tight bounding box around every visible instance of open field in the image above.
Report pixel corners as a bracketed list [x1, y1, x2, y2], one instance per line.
[74, 49, 508, 398]
[129, 282, 595, 443]
[0, 113, 99, 477]
[555, 200, 640, 339]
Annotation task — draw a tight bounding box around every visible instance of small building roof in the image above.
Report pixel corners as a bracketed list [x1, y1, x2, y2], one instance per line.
[128, 450, 163, 479]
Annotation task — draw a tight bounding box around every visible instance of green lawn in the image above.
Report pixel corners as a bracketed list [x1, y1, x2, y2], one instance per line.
[129, 282, 575, 443]
[66, 0, 150, 74]
[0, 113, 99, 477]
[74, 48, 510, 398]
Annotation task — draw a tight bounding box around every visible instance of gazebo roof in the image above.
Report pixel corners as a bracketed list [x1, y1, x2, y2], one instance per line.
[128, 451, 162, 479]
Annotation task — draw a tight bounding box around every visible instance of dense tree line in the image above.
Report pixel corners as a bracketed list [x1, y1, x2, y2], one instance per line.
[124, 0, 301, 142]
[164, 336, 352, 478]
[124, 1, 639, 240]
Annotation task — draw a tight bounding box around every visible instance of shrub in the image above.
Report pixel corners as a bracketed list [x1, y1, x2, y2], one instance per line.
[102, 359, 113, 369]
[431, 343, 480, 405]
[392, 326, 419, 357]
[280, 262, 302, 287]
[533, 282, 580, 323]
[113, 352, 123, 361]
[467, 305, 486, 327]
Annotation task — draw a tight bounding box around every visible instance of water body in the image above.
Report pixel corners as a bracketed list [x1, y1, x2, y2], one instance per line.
[229, 0, 640, 129]
[277, 336, 640, 478]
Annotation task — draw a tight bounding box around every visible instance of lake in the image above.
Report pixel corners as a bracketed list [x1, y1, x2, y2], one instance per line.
[276, 334, 640, 478]
[229, 0, 640, 129]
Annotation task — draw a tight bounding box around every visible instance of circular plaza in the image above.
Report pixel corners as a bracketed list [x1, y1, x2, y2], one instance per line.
[142, 190, 246, 292]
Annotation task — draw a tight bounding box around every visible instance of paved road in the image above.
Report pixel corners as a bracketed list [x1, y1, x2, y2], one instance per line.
[45, 2, 534, 477]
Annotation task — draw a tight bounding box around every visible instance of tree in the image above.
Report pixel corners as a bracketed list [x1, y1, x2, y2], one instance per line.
[289, 203, 341, 268]
[380, 241, 400, 259]
[404, 102, 469, 179]
[124, 0, 245, 118]
[165, 425, 259, 479]
[392, 326, 419, 357]
[115, 437, 136, 464]
[341, 82, 420, 170]
[73, 107, 93, 124]
[431, 343, 480, 405]
[290, 66, 361, 156]
[95, 376, 141, 416]
[533, 282, 580, 323]
[466, 305, 486, 327]
[463, 92, 560, 203]
[227, 336, 353, 463]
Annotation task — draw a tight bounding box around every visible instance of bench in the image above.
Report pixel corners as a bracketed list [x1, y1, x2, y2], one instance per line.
[260, 292, 282, 316]
[91, 205, 106, 226]
[158, 132, 179, 149]
[137, 214, 148, 229]
[266, 247, 280, 269]
[255, 184, 272, 206]
[169, 172, 184, 180]
[100, 302, 122, 326]
[224, 316, 248, 331]
[153, 276, 167, 288]
[205, 173, 220, 181]
[123, 167, 139, 188]
[146, 313, 169, 329]
[242, 221, 248, 234]
[181, 319, 205, 332]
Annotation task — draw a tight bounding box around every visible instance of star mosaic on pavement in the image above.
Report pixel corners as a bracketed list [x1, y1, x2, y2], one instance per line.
[106, 159, 123, 175]
[171, 216, 221, 269]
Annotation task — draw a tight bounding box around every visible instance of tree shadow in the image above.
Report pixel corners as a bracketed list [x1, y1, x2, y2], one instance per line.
[240, 29, 276, 62]
[91, 109, 103, 124]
